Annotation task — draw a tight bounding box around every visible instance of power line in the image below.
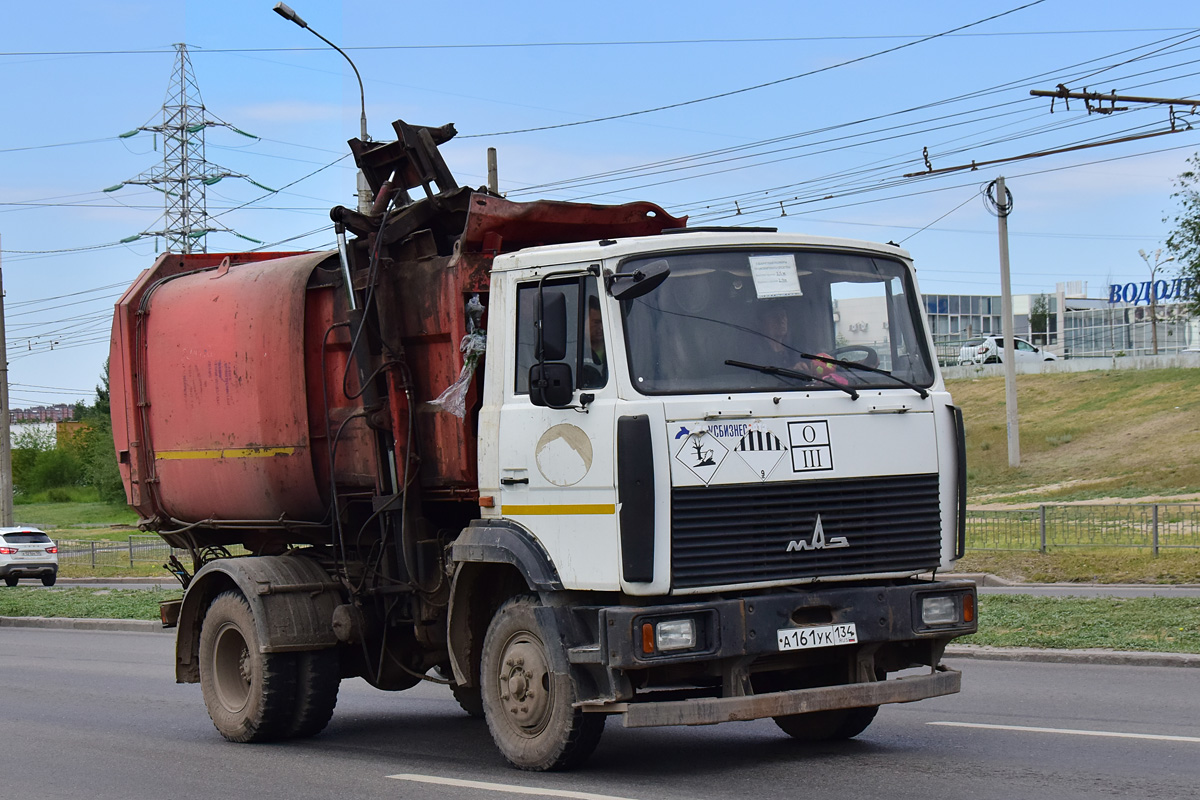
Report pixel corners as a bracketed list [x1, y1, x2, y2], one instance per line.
[461, 1, 1050, 138]
[2, 28, 1192, 57]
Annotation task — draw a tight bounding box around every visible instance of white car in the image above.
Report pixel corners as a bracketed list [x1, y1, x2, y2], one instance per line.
[959, 336, 1057, 365]
[0, 527, 59, 586]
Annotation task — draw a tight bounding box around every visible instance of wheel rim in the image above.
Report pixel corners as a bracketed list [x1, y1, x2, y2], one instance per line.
[211, 622, 252, 713]
[495, 630, 553, 737]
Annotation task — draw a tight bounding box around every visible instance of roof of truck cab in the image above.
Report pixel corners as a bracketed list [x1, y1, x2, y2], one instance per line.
[488, 229, 913, 271]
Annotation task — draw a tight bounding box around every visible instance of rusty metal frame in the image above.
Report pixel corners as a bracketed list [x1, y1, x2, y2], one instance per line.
[602, 667, 960, 728]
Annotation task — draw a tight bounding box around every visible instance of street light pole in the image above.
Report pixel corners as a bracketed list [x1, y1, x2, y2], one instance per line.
[273, 3, 372, 214]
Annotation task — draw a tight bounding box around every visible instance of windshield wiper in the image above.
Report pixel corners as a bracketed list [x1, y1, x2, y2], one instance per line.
[799, 352, 928, 399]
[725, 359, 859, 400]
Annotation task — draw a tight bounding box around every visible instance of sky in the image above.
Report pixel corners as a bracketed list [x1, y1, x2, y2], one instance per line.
[1, 0, 1197, 408]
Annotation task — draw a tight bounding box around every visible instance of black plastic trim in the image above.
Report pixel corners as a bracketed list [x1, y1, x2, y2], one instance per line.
[454, 519, 564, 591]
[949, 404, 968, 559]
[617, 414, 656, 582]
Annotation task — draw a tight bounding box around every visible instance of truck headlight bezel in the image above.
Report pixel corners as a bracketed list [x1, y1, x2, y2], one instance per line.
[912, 589, 976, 632]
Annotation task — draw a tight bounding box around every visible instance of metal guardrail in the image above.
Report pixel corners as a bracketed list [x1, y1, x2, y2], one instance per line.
[968, 504, 1200, 554]
[49, 505, 1200, 567]
[56, 535, 188, 568]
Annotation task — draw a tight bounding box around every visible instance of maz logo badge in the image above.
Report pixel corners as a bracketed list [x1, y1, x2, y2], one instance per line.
[786, 515, 849, 552]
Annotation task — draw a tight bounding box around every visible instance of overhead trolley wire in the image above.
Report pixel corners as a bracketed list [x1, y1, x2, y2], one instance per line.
[460, 1, 1051, 138]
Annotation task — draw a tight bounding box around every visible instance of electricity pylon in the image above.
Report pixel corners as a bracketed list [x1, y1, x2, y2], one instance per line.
[106, 43, 269, 253]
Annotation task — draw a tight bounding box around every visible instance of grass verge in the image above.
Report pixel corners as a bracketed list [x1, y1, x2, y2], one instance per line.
[12, 501, 138, 530]
[955, 549, 1200, 584]
[962, 595, 1200, 653]
[0, 587, 179, 621]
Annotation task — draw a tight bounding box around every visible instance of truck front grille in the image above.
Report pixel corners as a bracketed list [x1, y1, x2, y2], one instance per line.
[670, 474, 941, 590]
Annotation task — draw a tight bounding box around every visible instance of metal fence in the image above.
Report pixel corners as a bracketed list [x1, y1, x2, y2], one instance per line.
[968, 504, 1200, 554]
[56, 535, 187, 568]
[50, 505, 1200, 566]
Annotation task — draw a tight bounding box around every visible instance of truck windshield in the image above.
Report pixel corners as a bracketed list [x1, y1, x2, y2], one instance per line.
[619, 249, 934, 395]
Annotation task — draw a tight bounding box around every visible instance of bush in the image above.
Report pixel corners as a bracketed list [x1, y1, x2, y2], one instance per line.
[45, 487, 73, 503]
[27, 447, 83, 492]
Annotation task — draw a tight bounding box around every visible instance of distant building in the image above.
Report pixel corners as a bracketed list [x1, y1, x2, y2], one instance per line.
[9, 403, 75, 424]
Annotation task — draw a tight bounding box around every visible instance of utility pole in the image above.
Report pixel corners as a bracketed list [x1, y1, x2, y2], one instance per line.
[990, 177, 1020, 468]
[0, 236, 13, 526]
[487, 147, 499, 194]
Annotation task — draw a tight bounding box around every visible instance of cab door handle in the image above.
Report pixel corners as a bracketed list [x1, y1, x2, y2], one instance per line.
[501, 477, 529, 486]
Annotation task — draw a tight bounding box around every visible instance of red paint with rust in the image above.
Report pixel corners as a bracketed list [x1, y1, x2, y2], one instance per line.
[109, 194, 686, 533]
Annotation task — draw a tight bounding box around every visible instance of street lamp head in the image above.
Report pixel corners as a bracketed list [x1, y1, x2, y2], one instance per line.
[273, 3, 308, 29]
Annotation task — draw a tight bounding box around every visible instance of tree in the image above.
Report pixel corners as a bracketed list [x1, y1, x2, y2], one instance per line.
[74, 360, 124, 503]
[1166, 153, 1200, 316]
[1028, 294, 1051, 345]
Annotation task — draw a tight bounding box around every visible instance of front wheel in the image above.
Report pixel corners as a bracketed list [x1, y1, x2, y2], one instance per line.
[773, 705, 879, 741]
[198, 591, 297, 743]
[480, 595, 604, 771]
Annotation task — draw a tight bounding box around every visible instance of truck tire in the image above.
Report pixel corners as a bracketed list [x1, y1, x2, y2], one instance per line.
[199, 591, 297, 743]
[480, 595, 604, 771]
[288, 649, 340, 738]
[452, 683, 485, 719]
[772, 705, 879, 741]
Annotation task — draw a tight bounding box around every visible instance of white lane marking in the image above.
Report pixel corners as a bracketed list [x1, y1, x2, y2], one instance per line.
[386, 774, 643, 800]
[929, 721, 1200, 743]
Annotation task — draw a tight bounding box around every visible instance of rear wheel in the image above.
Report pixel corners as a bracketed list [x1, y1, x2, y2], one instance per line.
[452, 683, 485, 719]
[41, 573, 56, 587]
[288, 649, 340, 738]
[4, 576, 18, 587]
[773, 705, 879, 741]
[199, 591, 297, 742]
[481, 596, 604, 771]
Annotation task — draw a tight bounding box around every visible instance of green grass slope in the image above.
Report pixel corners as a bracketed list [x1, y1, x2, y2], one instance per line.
[947, 368, 1200, 503]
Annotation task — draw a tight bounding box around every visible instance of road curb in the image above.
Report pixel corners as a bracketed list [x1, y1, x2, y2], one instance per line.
[947, 644, 1200, 668]
[0, 616, 167, 634]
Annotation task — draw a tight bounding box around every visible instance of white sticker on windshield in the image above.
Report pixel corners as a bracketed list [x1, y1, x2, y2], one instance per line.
[749, 255, 802, 298]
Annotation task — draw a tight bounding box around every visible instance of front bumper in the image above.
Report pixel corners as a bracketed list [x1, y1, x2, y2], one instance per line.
[618, 666, 959, 727]
[597, 579, 977, 668]
[571, 579, 975, 725]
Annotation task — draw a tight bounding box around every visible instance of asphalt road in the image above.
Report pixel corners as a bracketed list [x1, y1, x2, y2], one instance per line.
[2, 628, 1198, 800]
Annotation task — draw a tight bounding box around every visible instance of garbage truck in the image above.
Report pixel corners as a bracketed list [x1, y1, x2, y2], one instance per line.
[109, 118, 976, 771]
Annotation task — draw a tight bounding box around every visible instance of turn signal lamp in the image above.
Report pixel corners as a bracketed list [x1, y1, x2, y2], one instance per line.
[0, 547, 16, 555]
[963, 593, 976, 623]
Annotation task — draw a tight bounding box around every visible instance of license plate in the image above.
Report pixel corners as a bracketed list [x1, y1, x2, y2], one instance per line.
[777, 623, 858, 651]
[20, 551, 40, 558]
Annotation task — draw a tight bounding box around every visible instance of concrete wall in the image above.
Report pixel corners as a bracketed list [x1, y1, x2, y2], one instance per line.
[942, 352, 1200, 381]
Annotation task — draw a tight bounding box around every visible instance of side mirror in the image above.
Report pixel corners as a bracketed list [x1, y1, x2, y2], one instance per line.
[608, 259, 670, 301]
[538, 290, 567, 361]
[529, 363, 574, 408]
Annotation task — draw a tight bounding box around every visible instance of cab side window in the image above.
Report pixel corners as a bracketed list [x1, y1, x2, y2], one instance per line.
[515, 275, 607, 394]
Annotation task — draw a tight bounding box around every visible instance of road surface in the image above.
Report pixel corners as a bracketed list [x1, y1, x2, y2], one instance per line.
[1, 627, 1197, 799]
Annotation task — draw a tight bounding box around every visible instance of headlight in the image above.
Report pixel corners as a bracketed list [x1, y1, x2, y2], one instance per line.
[641, 618, 697, 653]
[921, 596, 959, 625]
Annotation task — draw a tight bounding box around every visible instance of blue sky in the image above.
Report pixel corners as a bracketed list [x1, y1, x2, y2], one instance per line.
[1, 0, 1197, 406]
